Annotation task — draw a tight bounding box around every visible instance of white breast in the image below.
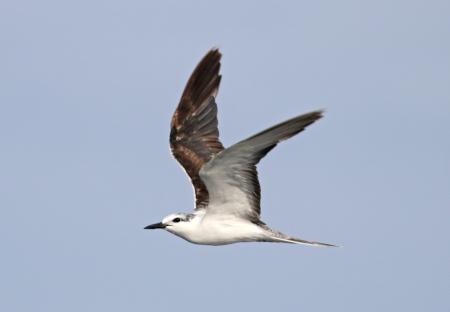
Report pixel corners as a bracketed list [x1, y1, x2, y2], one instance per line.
[176, 213, 267, 245]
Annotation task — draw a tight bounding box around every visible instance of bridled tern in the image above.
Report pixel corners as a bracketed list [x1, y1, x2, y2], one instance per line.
[145, 49, 336, 247]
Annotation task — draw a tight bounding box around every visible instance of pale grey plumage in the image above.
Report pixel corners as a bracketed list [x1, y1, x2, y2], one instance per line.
[200, 111, 323, 223]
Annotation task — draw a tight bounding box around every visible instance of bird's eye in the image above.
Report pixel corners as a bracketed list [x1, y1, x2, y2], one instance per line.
[173, 217, 181, 223]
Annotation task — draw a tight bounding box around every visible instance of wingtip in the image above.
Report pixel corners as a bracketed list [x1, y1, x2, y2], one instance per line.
[209, 45, 221, 53]
[317, 108, 326, 118]
[311, 109, 325, 119]
[203, 47, 222, 60]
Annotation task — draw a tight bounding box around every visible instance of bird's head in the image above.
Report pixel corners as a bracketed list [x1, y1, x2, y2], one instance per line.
[144, 213, 194, 235]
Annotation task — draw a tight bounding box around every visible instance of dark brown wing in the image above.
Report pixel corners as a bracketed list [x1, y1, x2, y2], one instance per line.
[170, 49, 225, 208]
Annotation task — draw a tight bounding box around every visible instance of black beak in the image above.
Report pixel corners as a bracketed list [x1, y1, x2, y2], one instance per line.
[144, 222, 166, 230]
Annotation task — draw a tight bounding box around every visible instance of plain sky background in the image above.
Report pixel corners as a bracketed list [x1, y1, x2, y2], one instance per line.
[1, 1, 449, 311]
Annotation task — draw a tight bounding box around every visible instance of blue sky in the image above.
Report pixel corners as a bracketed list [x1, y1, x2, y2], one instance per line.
[1, 1, 449, 311]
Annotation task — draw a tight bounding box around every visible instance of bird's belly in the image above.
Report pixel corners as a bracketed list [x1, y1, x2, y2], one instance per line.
[180, 219, 265, 245]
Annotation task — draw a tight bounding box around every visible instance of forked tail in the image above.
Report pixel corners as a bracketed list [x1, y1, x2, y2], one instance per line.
[263, 225, 337, 247]
[270, 235, 338, 247]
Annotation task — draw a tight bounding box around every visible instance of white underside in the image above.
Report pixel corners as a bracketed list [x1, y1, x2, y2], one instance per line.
[162, 171, 332, 246]
[166, 212, 271, 245]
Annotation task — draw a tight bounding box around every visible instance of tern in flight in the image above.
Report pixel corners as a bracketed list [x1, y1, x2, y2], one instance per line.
[145, 49, 336, 247]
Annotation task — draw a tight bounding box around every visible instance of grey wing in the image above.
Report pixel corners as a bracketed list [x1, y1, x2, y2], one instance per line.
[199, 111, 323, 221]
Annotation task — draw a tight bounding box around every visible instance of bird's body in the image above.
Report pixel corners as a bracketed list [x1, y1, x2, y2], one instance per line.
[166, 211, 267, 245]
[145, 48, 336, 247]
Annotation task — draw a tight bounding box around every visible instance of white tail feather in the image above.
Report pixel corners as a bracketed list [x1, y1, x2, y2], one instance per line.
[270, 236, 338, 247]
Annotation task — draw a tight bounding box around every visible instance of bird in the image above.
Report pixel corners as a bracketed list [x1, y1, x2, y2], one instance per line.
[144, 48, 336, 247]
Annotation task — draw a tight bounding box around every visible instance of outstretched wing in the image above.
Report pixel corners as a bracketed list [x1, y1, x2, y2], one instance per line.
[170, 49, 224, 208]
[200, 111, 323, 222]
